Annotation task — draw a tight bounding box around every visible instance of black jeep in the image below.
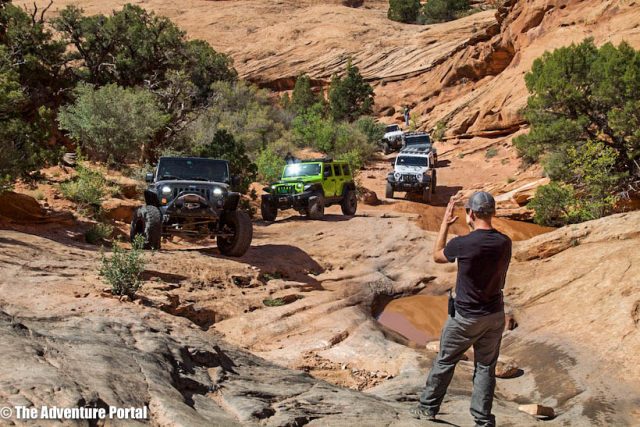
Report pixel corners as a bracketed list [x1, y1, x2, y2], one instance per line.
[130, 156, 252, 256]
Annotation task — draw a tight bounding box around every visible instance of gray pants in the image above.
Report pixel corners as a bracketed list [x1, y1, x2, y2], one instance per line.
[418, 310, 505, 427]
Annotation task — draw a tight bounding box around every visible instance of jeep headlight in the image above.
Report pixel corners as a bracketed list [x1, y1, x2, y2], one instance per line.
[161, 186, 172, 195]
[394, 172, 401, 180]
[416, 173, 423, 181]
[303, 184, 312, 191]
[213, 187, 223, 196]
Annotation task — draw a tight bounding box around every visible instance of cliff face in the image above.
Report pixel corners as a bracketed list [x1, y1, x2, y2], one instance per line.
[375, 0, 640, 139]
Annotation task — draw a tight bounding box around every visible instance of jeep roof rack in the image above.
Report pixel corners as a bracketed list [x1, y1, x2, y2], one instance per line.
[400, 145, 433, 155]
[403, 131, 431, 137]
[298, 157, 334, 163]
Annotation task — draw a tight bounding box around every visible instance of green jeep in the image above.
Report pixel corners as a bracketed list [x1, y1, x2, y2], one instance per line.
[260, 159, 358, 221]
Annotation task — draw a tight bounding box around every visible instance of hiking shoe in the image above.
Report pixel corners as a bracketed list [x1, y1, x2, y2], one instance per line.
[409, 406, 436, 421]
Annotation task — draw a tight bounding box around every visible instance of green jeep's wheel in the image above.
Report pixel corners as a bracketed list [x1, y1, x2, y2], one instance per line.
[261, 199, 278, 222]
[341, 189, 357, 216]
[385, 182, 394, 199]
[217, 210, 253, 257]
[130, 205, 162, 250]
[307, 194, 325, 220]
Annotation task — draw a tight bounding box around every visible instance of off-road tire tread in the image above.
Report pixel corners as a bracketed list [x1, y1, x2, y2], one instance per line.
[217, 210, 253, 257]
[340, 190, 357, 216]
[130, 205, 162, 250]
[307, 194, 325, 220]
[261, 200, 277, 222]
[385, 182, 394, 199]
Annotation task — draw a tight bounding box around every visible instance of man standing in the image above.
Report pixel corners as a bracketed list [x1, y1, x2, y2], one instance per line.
[411, 192, 512, 427]
[403, 105, 410, 127]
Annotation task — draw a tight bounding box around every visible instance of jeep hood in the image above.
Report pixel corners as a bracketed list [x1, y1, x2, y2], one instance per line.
[155, 180, 229, 188]
[395, 165, 427, 174]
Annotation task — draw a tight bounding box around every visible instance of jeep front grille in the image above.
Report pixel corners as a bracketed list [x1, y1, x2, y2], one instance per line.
[276, 185, 294, 194]
[400, 174, 418, 183]
[172, 187, 211, 200]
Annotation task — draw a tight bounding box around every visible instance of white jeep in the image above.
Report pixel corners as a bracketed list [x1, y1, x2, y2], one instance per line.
[380, 124, 404, 154]
[385, 139, 437, 203]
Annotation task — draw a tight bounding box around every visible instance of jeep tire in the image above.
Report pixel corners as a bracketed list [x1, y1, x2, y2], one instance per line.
[217, 210, 253, 257]
[341, 189, 357, 216]
[261, 199, 278, 222]
[431, 170, 437, 194]
[130, 205, 162, 250]
[423, 186, 432, 204]
[307, 194, 325, 220]
[385, 182, 394, 199]
[382, 142, 391, 155]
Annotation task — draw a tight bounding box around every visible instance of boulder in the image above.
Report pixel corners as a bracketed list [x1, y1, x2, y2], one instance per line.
[495, 356, 519, 378]
[518, 404, 555, 418]
[361, 190, 381, 206]
[101, 198, 140, 223]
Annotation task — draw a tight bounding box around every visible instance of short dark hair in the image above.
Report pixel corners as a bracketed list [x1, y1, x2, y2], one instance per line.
[473, 210, 493, 220]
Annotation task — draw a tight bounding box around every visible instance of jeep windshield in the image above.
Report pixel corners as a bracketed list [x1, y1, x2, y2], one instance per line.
[283, 163, 321, 178]
[405, 134, 431, 146]
[157, 158, 229, 182]
[385, 125, 400, 133]
[397, 156, 428, 167]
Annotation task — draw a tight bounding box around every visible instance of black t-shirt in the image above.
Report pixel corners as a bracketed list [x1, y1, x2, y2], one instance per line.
[443, 229, 512, 318]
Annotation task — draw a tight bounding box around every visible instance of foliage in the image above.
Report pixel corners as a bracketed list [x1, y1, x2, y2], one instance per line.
[292, 103, 335, 152]
[256, 144, 287, 182]
[485, 147, 498, 158]
[354, 116, 385, 145]
[328, 60, 374, 122]
[432, 120, 446, 141]
[85, 222, 114, 244]
[263, 298, 285, 307]
[388, 0, 421, 24]
[186, 81, 286, 155]
[99, 235, 146, 298]
[528, 183, 577, 227]
[59, 164, 107, 207]
[290, 74, 320, 114]
[191, 129, 257, 193]
[421, 0, 471, 24]
[58, 83, 169, 165]
[516, 39, 640, 224]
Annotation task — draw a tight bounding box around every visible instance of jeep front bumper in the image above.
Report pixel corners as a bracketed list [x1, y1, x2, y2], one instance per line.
[262, 191, 313, 210]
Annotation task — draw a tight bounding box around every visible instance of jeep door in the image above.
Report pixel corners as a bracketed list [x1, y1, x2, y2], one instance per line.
[322, 164, 337, 197]
[333, 164, 346, 196]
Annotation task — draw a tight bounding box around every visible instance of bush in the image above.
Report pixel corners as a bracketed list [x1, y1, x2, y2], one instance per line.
[58, 83, 169, 165]
[85, 222, 114, 244]
[354, 116, 385, 145]
[256, 145, 286, 183]
[432, 121, 446, 142]
[292, 103, 335, 152]
[515, 39, 639, 223]
[388, 0, 421, 23]
[328, 60, 374, 122]
[528, 183, 577, 226]
[485, 147, 498, 158]
[421, 0, 471, 24]
[59, 164, 107, 207]
[290, 74, 321, 114]
[99, 235, 146, 298]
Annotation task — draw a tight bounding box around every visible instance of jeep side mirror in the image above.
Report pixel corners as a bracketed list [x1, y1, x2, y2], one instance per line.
[145, 172, 154, 183]
[231, 175, 241, 188]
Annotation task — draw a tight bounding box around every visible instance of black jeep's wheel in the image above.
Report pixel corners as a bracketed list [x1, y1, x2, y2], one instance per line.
[423, 186, 432, 204]
[431, 170, 437, 194]
[382, 142, 391, 155]
[307, 194, 325, 220]
[341, 189, 358, 216]
[217, 210, 253, 257]
[385, 182, 394, 199]
[261, 199, 278, 222]
[130, 205, 162, 250]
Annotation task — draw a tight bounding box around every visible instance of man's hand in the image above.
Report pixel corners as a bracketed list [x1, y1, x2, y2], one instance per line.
[443, 196, 460, 226]
[433, 196, 460, 263]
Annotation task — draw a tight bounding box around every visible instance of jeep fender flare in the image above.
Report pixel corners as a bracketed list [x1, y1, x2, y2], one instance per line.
[305, 183, 324, 197]
[386, 172, 396, 183]
[144, 189, 161, 207]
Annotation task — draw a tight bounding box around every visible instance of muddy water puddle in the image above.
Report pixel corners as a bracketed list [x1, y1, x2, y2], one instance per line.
[377, 294, 448, 346]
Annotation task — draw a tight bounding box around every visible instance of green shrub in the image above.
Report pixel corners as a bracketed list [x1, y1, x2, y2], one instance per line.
[354, 116, 385, 144]
[256, 145, 286, 182]
[388, 0, 421, 23]
[328, 61, 374, 122]
[421, 0, 471, 24]
[290, 74, 321, 114]
[485, 147, 498, 158]
[59, 165, 107, 207]
[292, 103, 335, 151]
[528, 182, 577, 226]
[432, 121, 446, 142]
[99, 235, 146, 298]
[58, 83, 168, 165]
[263, 298, 285, 307]
[85, 222, 114, 244]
